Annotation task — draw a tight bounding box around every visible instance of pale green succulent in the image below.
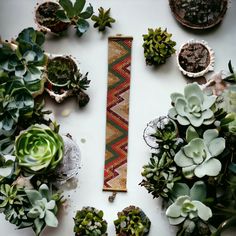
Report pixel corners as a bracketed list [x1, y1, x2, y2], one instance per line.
[25, 184, 60, 236]
[15, 125, 64, 174]
[174, 126, 225, 178]
[166, 181, 212, 225]
[169, 83, 216, 127]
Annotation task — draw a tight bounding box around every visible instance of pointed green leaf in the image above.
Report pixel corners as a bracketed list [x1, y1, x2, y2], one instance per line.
[76, 19, 89, 34]
[56, 10, 70, 23]
[74, 0, 85, 14]
[59, 0, 74, 18]
[79, 4, 93, 19]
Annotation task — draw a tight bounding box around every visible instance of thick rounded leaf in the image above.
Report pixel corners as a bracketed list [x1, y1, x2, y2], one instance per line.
[194, 158, 222, 178]
[203, 129, 219, 146]
[170, 92, 184, 103]
[186, 126, 199, 143]
[177, 115, 190, 125]
[25, 189, 42, 205]
[45, 210, 58, 227]
[175, 98, 187, 116]
[208, 137, 225, 157]
[192, 201, 212, 221]
[166, 204, 181, 218]
[184, 83, 203, 102]
[190, 181, 206, 201]
[182, 165, 196, 179]
[76, 19, 89, 34]
[174, 150, 193, 167]
[202, 94, 216, 110]
[168, 216, 186, 225]
[171, 183, 190, 199]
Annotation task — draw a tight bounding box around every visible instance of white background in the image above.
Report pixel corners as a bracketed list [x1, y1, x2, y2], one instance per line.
[0, 0, 236, 235]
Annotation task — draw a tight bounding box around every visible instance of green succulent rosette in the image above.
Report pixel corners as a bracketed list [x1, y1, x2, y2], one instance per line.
[15, 125, 64, 174]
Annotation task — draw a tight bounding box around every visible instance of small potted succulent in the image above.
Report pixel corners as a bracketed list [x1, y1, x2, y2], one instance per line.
[114, 205, 151, 236]
[142, 28, 176, 66]
[73, 207, 108, 236]
[35, 0, 94, 36]
[169, 0, 228, 29]
[45, 54, 90, 107]
[91, 7, 116, 32]
[177, 39, 215, 78]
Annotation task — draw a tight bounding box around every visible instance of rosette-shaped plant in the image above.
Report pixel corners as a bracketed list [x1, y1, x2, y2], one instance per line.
[140, 153, 177, 198]
[142, 28, 176, 66]
[15, 125, 64, 174]
[73, 206, 107, 236]
[166, 181, 212, 225]
[25, 184, 61, 235]
[143, 116, 182, 155]
[169, 83, 216, 127]
[114, 206, 151, 236]
[174, 126, 225, 178]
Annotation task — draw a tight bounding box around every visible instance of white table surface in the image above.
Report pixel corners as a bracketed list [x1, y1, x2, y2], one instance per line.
[0, 0, 236, 235]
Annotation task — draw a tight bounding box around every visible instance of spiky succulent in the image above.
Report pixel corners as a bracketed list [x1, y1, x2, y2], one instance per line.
[56, 0, 94, 36]
[91, 7, 115, 32]
[114, 206, 151, 236]
[25, 184, 61, 236]
[0, 28, 47, 96]
[140, 153, 178, 198]
[15, 125, 64, 174]
[73, 206, 107, 236]
[142, 28, 176, 66]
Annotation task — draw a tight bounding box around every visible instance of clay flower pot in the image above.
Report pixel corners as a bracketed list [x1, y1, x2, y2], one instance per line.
[169, 0, 228, 30]
[35, 1, 70, 33]
[177, 39, 215, 78]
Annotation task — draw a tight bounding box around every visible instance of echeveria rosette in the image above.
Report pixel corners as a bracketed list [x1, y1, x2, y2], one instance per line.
[174, 127, 225, 178]
[166, 181, 212, 226]
[15, 125, 64, 174]
[169, 83, 216, 127]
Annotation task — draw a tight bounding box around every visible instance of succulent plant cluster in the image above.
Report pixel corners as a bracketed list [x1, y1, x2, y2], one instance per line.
[91, 7, 116, 32]
[141, 81, 236, 235]
[114, 206, 151, 236]
[73, 207, 107, 236]
[142, 28, 176, 66]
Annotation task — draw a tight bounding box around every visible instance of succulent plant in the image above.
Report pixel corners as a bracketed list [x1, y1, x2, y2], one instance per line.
[224, 60, 236, 83]
[56, 0, 94, 36]
[35, 2, 70, 33]
[25, 184, 61, 236]
[166, 181, 212, 225]
[142, 28, 176, 66]
[91, 7, 115, 32]
[15, 125, 64, 174]
[143, 116, 183, 155]
[0, 184, 32, 228]
[0, 28, 47, 95]
[0, 80, 34, 137]
[73, 206, 107, 236]
[169, 83, 216, 127]
[140, 153, 178, 198]
[174, 126, 225, 178]
[114, 205, 151, 236]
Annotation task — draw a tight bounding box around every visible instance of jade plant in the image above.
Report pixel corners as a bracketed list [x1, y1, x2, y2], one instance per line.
[56, 0, 94, 36]
[15, 125, 64, 174]
[114, 206, 151, 236]
[169, 83, 216, 127]
[174, 127, 225, 179]
[0, 28, 47, 96]
[73, 207, 107, 236]
[142, 28, 176, 66]
[25, 184, 61, 236]
[91, 7, 116, 32]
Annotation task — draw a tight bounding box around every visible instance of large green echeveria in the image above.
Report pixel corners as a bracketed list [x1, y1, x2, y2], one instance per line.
[174, 127, 225, 178]
[169, 83, 216, 127]
[15, 125, 64, 174]
[166, 181, 212, 225]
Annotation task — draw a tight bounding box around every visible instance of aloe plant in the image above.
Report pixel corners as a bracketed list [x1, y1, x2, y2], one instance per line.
[73, 207, 107, 236]
[114, 206, 151, 236]
[15, 125, 64, 174]
[91, 7, 115, 32]
[56, 0, 94, 36]
[142, 28, 176, 66]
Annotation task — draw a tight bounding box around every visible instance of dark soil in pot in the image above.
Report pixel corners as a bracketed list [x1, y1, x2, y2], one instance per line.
[35, 2, 69, 33]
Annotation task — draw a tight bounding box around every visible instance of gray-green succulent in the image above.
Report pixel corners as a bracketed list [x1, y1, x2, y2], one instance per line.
[169, 83, 216, 127]
[15, 125, 64, 174]
[114, 206, 151, 236]
[174, 126, 225, 178]
[166, 181, 212, 225]
[25, 184, 60, 236]
[142, 28, 176, 66]
[74, 206, 107, 236]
